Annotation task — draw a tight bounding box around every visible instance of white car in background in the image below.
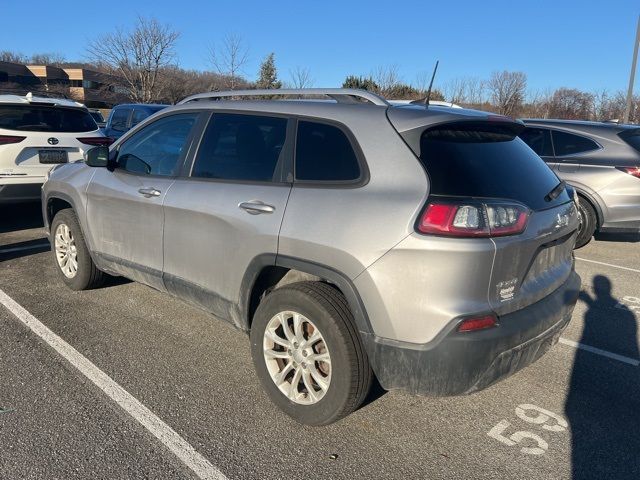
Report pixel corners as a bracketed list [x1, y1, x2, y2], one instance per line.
[0, 93, 111, 203]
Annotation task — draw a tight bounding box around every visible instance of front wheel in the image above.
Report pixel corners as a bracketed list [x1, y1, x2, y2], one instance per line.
[250, 281, 372, 426]
[51, 209, 105, 290]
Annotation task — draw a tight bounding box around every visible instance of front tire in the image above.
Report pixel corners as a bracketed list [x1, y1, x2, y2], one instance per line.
[250, 281, 372, 426]
[51, 209, 105, 290]
[575, 197, 597, 248]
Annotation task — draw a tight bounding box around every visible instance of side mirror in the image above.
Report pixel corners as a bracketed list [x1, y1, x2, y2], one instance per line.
[85, 146, 110, 168]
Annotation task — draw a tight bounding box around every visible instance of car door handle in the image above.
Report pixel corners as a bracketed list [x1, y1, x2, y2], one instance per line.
[138, 187, 161, 198]
[238, 201, 275, 215]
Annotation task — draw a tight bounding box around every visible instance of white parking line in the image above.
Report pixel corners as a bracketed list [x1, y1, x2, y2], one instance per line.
[0, 288, 227, 480]
[559, 337, 640, 366]
[0, 242, 49, 254]
[575, 257, 640, 274]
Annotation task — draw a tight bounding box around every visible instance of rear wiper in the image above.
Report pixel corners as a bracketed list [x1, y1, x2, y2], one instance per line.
[545, 181, 566, 202]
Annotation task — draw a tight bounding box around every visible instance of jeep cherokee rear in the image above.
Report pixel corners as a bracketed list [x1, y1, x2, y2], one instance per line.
[42, 89, 580, 425]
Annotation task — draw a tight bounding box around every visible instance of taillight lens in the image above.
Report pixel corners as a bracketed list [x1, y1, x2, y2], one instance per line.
[616, 166, 640, 179]
[77, 137, 114, 147]
[457, 314, 498, 332]
[0, 135, 26, 145]
[417, 200, 529, 237]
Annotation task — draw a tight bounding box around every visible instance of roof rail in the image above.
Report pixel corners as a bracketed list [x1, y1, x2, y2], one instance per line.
[178, 88, 390, 106]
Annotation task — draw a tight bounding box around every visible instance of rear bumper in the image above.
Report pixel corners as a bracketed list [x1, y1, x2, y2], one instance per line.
[0, 183, 43, 203]
[363, 270, 581, 396]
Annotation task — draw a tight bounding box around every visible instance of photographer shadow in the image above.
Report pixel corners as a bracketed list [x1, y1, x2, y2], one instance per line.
[566, 275, 640, 479]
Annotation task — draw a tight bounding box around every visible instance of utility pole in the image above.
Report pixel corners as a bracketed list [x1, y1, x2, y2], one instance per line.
[623, 14, 640, 124]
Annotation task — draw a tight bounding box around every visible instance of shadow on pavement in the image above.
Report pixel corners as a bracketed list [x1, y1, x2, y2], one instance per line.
[0, 201, 44, 234]
[594, 231, 640, 243]
[566, 275, 640, 479]
[0, 238, 50, 262]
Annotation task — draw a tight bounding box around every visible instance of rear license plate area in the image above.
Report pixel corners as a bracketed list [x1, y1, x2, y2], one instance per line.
[39, 149, 68, 164]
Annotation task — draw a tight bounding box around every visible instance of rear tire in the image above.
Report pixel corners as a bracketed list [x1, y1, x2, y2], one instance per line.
[250, 281, 372, 426]
[575, 197, 597, 248]
[51, 209, 105, 290]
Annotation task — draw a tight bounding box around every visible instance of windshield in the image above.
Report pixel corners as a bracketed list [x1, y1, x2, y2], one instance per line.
[419, 123, 570, 210]
[0, 105, 98, 132]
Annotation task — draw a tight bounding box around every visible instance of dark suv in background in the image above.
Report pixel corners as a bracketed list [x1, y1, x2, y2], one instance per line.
[520, 119, 640, 247]
[103, 103, 167, 139]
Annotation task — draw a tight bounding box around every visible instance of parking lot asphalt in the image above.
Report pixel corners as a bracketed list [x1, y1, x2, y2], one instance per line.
[1, 202, 639, 480]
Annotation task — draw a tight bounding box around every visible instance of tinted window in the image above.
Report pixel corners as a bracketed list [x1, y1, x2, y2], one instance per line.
[0, 105, 97, 132]
[131, 109, 149, 128]
[89, 111, 104, 123]
[620, 130, 640, 152]
[420, 124, 569, 210]
[295, 121, 360, 181]
[519, 128, 553, 157]
[192, 113, 287, 182]
[109, 108, 130, 132]
[117, 113, 198, 176]
[552, 130, 599, 156]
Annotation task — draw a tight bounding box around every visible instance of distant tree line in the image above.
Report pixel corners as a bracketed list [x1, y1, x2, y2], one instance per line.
[1, 16, 638, 122]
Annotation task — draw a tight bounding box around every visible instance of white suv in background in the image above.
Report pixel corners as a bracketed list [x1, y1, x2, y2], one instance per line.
[0, 93, 111, 203]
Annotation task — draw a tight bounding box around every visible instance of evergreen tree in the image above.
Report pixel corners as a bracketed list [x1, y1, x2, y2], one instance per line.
[256, 53, 282, 89]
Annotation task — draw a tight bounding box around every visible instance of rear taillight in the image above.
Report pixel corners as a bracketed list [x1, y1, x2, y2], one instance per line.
[77, 137, 114, 147]
[457, 314, 498, 332]
[417, 200, 529, 237]
[0, 135, 26, 145]
[616, 166, 640, 179]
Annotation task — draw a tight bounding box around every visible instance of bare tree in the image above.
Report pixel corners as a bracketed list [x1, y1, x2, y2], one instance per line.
[30, 52, 66, 66]
[87, 16, 180, 103]
[487, 71, 527, 117]
[208, 33, 249, 90]
[0, 51, 27, 63]
[288, 66, 314, 89]
[371, 64, 401, 96]
[545, 88, 595, 120]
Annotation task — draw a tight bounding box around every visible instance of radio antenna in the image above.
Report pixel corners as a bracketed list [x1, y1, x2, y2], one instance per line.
[411, 60, 439, 108]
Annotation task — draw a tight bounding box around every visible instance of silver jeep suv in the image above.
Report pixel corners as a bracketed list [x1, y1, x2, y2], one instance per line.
[42, 89, 581, 425]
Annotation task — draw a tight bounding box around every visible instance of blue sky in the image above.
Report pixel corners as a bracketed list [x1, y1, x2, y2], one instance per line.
[1, 0, 638, 95]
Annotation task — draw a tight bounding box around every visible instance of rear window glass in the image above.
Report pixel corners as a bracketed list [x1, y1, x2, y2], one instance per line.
[619, 130, 640, 153]
[420, 123, 569, 210]
[109, 108, 130, 132]
[295, 121, 361, 182]
[552, 130, 599, 156]
[0, 105, 97, 132]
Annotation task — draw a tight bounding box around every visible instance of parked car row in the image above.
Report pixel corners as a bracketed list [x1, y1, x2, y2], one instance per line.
[42, 88, 584, 425]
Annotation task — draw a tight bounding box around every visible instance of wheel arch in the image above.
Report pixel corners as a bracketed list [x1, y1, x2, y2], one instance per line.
[240, 254, 373, 337]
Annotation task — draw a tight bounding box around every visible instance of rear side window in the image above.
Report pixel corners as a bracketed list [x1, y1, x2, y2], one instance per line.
[117, 113, 198, 176]
[109, 108, 130, 132]
[295, 121, 361, 182]
[552, 130, 599, 156]
[192, 113, 288, 182]
[0, 105, 97, 132]
[519, 128, 553, 157]
[420, 123, 569, 210]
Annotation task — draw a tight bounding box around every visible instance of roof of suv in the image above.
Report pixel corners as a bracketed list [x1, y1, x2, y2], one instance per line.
[0, 93, 86, 109]
[522, 118, 639, 135]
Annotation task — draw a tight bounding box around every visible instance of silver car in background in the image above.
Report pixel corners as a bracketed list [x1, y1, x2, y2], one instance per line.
[42, 89, 581, 425]
[520, 119, 640, 247]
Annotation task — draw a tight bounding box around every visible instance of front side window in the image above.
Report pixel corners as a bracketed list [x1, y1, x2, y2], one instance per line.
[552, 130, 599, 156]
[117, 113, 198, 176]
[109, 108, 130, 132]
[295, 121, 361, 182]
[191, 113, 288, 182]
[519, 128, 553, 157]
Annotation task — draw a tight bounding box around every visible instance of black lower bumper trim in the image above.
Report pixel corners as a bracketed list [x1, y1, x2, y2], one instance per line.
[363, 271, 581, 396]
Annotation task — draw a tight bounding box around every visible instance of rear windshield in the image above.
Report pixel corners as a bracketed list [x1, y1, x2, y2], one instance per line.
[419, 123, 570, 210]
[620, 129, 640, 153]
[0, 105, 97, 132]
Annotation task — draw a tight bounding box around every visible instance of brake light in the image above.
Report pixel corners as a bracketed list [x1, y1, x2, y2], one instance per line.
[77, 137, 114, 147]
[616, 166, 640, 179]
[457, 314, 498, 332]
[0, 135, 26, 145]
[417, 201, 529, 237]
